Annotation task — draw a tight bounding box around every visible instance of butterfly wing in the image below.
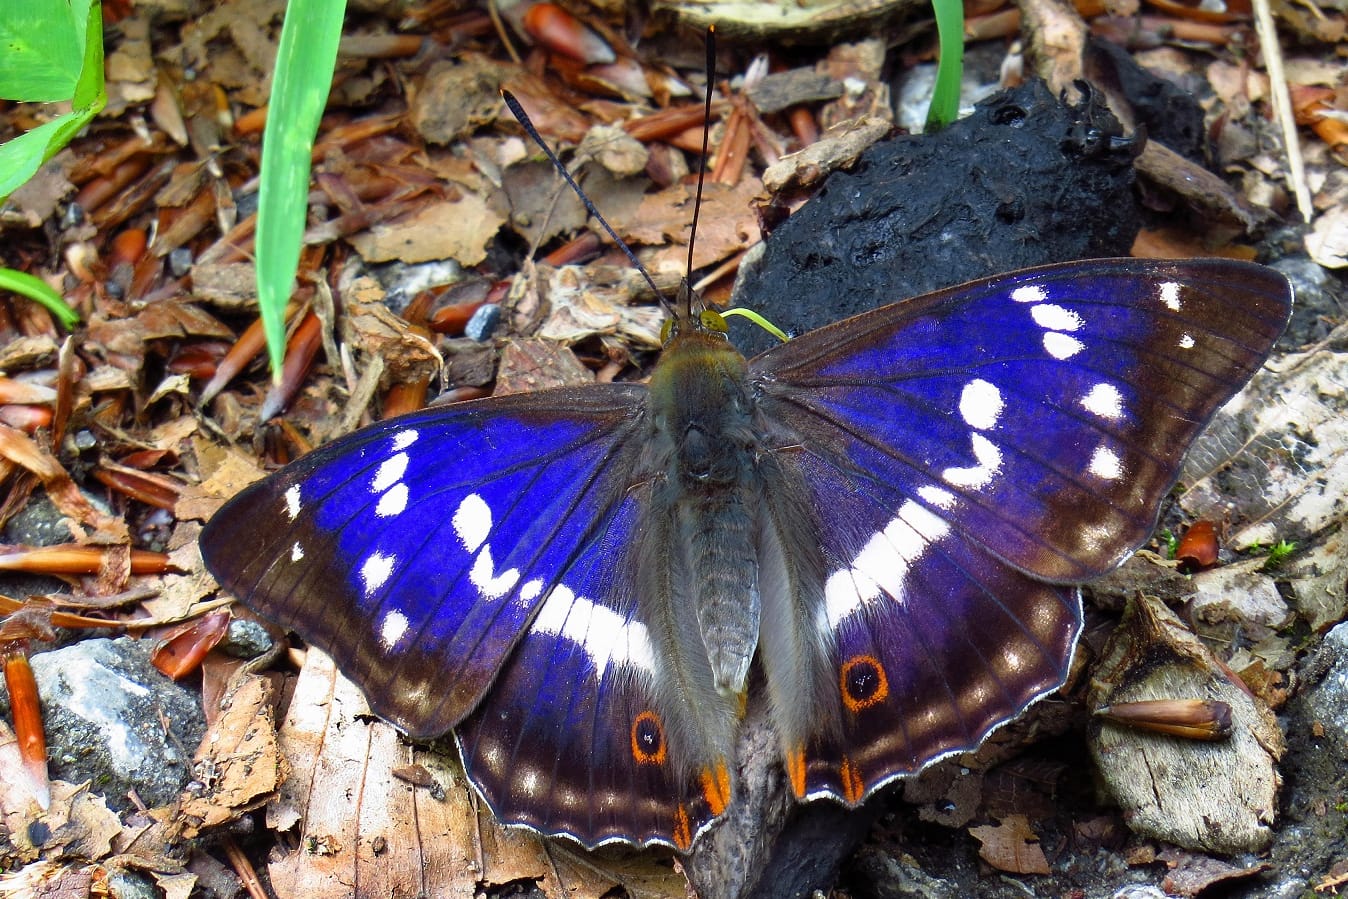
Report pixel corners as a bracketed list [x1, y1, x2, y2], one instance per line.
[454, 538, 720, 849]
[202, 385, 716, 849]
[749, 258, 1292, 800]
[199, 386, 652, 741]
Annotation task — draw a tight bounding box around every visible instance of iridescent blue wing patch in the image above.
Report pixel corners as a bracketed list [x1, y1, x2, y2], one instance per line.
[753, 259, 1291, 583]
[455, 541, 719, 849]
[200, 386, 649, 740]
[749, 258, 1291, 801]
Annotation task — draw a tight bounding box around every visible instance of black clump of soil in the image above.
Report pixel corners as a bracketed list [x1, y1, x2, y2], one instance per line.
[1087, 36, 1208, 165]
[730, 79, 1142, 358]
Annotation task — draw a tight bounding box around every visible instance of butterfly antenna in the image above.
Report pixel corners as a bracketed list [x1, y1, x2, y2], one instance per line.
[682, 26, 716, 320]
[500, 90, 670, 313]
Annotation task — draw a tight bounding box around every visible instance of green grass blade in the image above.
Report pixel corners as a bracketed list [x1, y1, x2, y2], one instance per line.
[255, 0, 347, 381]
[925, 0, 965, 131]
[0, 268, 80, 329]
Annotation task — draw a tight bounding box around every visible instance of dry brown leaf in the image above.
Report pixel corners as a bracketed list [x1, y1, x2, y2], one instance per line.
[135, 300, 236, 341]
[968, 814, 1051, 875]
[176, 672, 286, 835]
[625, 177, 763, 277]
[348, 195, 507, 266]
[176, 439, 266, 523]
[263, 649, 677, 898]
[495, 338, 594, 395]
[0, 425, 129, 544]
[1157, 847, 1269, 897]
[343, 299, 442, 386]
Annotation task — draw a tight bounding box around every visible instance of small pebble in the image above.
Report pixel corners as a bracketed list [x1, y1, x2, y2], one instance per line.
[220, 618, 274, 659]
[168, 247, 194, 278]
[465, 303, 501, 341]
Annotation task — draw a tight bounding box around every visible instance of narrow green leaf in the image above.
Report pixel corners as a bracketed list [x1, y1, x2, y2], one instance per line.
[71, 0, 105, 112]
[925, 0, 965, 131]
[255, 0, 347, 381]
[0, 0, 104, 203]
[0, 268, 80, 329]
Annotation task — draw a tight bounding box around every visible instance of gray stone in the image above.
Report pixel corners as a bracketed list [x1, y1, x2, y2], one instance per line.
[219, 618, 273, 659]
[0, 637, 206, 810]
[1303, 622, 1348, 756]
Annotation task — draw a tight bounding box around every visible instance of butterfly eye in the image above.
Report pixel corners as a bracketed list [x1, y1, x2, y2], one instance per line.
[699, 310, 729, 333]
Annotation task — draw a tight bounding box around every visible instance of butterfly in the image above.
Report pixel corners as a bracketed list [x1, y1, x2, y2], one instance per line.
[199, 256, 1291, 851]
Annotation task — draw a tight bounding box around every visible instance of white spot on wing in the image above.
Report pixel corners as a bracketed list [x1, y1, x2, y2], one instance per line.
[941, 433, 1003, 489]
[392, 429, 418, 450]
[1011, 285, 1047, 303]
[917, 484, 956, 509]
[375, 482, 409, 517]
[372, 452, 409, 493]
[1178, 332, 1195, 350]
[1030, 303, 1084, 332]
[469, 546, 519, 599]
[360, 551, 395, 596]
[518, 768, 543, 797]
[1043, 332, 1084, 359]
[1088, 445, 1125, 480]
[1081, 382, 1124, 420]
[824, 501, 950, 627]
[1159, 281, 1182, 311]
[453, 494, 492, 553]
[379, 610, 409, 649]
[290, 542, 304, 562]
[959, 379, 1004, 431]
[532, 585, 655, 676]
[284, 485, 301, 521]
[520, 579, 544, 601]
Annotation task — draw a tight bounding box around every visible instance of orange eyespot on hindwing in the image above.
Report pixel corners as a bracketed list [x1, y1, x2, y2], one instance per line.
[840, 654, 890, 713]
[630, 710, 667, 766]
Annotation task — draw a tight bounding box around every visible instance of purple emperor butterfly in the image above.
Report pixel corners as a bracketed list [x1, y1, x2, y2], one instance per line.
[200, 258, 1291, 850]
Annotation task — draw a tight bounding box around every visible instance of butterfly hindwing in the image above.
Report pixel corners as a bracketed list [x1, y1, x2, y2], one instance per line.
[749, 258, 1291, 803]
[200, 386, 650, 740]
[774, 450, 1081, 801]
[455, 517, 720, 848]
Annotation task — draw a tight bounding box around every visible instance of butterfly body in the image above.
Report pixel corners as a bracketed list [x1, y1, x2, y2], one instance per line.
[636, 318, 840, 814]
[201, 258, 1292, 850]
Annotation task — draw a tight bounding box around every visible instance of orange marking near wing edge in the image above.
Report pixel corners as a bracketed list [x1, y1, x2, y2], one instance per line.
[785, 746, 807, 798]
[673, 804, 693, 851]
[839, 756, 866, 804]
[700, 759, 731, 816]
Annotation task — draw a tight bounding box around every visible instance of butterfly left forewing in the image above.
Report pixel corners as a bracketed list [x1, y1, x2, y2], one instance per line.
[200, 386, 650, 739]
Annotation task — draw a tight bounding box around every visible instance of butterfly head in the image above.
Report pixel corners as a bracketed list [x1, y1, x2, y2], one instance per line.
[658, 279, 731, 345]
